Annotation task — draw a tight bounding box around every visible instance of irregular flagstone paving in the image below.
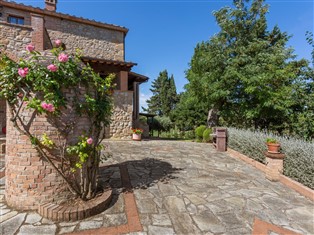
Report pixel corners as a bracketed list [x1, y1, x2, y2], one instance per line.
[0, 166, 126, 235]
[0, 140, 313, 235]
[102, 140, 313, 235]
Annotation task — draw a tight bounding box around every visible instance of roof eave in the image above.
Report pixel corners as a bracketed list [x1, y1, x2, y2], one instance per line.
[81, 57, 136, 67]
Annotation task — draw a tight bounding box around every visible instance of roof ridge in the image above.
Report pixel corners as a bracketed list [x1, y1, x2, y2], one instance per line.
[0, 0, 128, 34]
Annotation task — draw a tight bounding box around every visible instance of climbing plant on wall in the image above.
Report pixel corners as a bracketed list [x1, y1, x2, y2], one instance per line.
[0, 41, 114, 200]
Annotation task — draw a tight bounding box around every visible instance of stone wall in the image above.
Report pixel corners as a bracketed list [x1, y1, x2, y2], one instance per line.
[0, 99, 5, 132]
[1, 4, 131, 141]
[45, 17, 124, 61]
[0, 22, 32, 58]
[0, 6, 124, 61]
[109, 91, 133, 139]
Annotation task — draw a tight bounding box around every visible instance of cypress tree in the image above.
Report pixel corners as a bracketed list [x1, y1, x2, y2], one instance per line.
[146, 70, 178, 116]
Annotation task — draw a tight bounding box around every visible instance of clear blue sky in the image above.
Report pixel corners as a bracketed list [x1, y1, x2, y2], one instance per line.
[15, 0, 314, 110]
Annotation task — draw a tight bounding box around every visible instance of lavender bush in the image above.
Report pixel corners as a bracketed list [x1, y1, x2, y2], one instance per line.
[228, 127, 314, 189]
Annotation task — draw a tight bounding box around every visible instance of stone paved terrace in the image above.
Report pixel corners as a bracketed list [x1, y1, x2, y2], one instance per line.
[0, 140, 313, 235]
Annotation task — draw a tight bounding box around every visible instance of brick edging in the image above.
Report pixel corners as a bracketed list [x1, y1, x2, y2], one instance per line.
[69, 165, 143, 235]
[279, 174, 314, 201]
[227, 148, 266, 172]
[252, 217, 302, 235]
[38, 188, 113, 222]
[227, 148, 314, 202]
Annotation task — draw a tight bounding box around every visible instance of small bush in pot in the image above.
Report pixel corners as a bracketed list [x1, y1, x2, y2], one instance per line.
[131, 128, 143, 141]
[266, 138, 281, 153]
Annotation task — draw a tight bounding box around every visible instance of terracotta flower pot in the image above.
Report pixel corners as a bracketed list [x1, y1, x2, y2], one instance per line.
[267, 143, 280, 153]
[132, 133, 142, 141]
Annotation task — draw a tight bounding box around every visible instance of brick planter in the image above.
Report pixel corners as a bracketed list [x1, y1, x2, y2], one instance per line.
[264, 152, 285, 181]
[38, 187, 113, 222]
[5, 89, 93, 210]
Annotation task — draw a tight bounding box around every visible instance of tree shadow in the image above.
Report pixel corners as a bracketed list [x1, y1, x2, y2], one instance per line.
[98, 158, 183, 210]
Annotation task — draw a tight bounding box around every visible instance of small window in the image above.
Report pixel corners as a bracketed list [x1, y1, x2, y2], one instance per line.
[8, 16, 24, 25]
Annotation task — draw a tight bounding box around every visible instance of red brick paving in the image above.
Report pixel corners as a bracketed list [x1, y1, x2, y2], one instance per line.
[252, 217, 302, 235]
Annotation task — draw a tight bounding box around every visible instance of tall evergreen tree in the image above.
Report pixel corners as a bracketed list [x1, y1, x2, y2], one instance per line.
[183, 0, 308, 133]
[168, 75, 178, 110]
[146, 70, 178, 116]
[146, 70, 165, 115]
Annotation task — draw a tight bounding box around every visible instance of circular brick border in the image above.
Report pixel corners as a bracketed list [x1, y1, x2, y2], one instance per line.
[38, 188, 113, 222]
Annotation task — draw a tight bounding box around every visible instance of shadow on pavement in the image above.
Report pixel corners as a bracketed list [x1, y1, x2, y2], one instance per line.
[98, 158, 183, 210]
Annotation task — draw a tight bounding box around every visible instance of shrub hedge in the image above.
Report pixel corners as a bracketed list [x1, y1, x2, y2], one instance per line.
[195, 125, 207, 141]
[228, 127, 314, 190]
[203, 128, 213, 143]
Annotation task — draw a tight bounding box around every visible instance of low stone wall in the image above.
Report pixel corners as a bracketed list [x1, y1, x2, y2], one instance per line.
[109, 91, 133, 139]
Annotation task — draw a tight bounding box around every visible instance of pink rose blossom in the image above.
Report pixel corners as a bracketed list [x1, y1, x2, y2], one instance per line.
[58, 53, 69, 63]
[26, 44, 35, 52]
[41, 102, 48, 109]
[46, 104, 55, 112]
[55, 39, 62, 47]
[86, 138, 93, 145]
[47, 64, 58, 72]
[41, 102, 55, 112]
[18, 68, 29, 77]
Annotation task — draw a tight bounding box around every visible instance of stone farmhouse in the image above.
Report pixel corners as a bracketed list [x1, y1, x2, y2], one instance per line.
[0, 0, 148, 139]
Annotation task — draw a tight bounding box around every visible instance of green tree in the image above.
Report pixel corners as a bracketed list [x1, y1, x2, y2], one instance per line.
[306, 31, 314, 66]
[168, 75, 178, 110]
[172, 92, 208, 131]
[184, 0, 308, 133]
[289, 32, 314, 140]
[146, 70, 178, 116]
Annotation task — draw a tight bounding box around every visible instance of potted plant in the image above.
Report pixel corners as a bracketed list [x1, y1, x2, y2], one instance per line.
[266, 138, 281, 153]
[131, 128, 143, 141]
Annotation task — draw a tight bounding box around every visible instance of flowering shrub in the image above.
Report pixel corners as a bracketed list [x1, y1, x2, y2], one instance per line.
[58, 53, 69, 62]
[55, 39, 62, 47]
[26, 44, 35, 52]
[131, 128, 143, 134]
[67, 136, 98, 169]
[47, 64, 58, 72]
[18, 67, 29, 77]
[0, 41, 114, 200]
